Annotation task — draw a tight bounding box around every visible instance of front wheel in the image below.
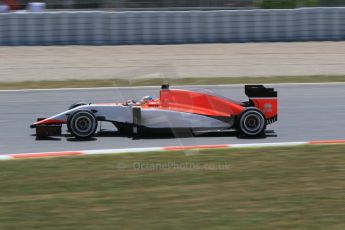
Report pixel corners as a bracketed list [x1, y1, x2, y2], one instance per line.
[67, 110, 98, 139]
[238, 108, 266, 136]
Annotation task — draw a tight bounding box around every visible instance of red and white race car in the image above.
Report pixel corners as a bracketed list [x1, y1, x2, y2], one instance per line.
[31, 84, 278, 139]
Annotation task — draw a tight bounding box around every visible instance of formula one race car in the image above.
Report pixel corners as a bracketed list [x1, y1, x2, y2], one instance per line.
[31, 84, 278, 139]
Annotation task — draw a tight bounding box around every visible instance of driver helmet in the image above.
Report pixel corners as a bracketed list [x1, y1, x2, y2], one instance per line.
[141, 95, 154, 103]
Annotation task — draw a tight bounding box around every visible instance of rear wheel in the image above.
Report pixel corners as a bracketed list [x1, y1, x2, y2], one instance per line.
[238, 108, 266, 136]
[67, 110, 98, 139]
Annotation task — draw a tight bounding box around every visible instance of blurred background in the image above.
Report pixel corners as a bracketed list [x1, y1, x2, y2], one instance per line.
[1, 0, 345, 80]
[1, 0, 345, 46]
[2, 0, 345, 10]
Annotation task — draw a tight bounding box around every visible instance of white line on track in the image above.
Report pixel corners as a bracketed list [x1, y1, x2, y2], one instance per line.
[0, 82, 345, 93]
[84, 147, 163, 155]
[230, 142, 307, 148]
[0, 155, 11, 160]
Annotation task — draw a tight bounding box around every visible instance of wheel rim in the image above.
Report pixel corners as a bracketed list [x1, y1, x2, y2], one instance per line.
[75, 116, 92, 134]
[243, 115, 261, 132]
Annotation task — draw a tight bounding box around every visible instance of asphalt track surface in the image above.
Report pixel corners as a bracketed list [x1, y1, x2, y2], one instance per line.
[0, 84, 344, 154]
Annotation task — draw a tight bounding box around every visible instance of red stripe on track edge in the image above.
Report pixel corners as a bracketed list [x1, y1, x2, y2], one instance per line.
[11, 151, 83, 159]
[309, 140, 345, 145]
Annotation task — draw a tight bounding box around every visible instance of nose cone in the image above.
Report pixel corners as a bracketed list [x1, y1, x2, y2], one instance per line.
[30, 118, 66, 128]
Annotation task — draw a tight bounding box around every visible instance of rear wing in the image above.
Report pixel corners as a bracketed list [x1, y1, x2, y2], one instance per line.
[245, 85, 277, 98]
[245, 85, 278, 124]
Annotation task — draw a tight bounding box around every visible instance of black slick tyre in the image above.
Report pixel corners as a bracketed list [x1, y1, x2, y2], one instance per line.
[238, 108, 266, 136]
[67, 110, 98, 139]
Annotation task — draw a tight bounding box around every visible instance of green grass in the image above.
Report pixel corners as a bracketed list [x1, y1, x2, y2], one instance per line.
[1, 75, 345, 90]
[0, 144, 344, 229]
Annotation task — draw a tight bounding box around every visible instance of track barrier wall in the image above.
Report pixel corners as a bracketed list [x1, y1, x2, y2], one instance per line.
[0, 7, 344, 45]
